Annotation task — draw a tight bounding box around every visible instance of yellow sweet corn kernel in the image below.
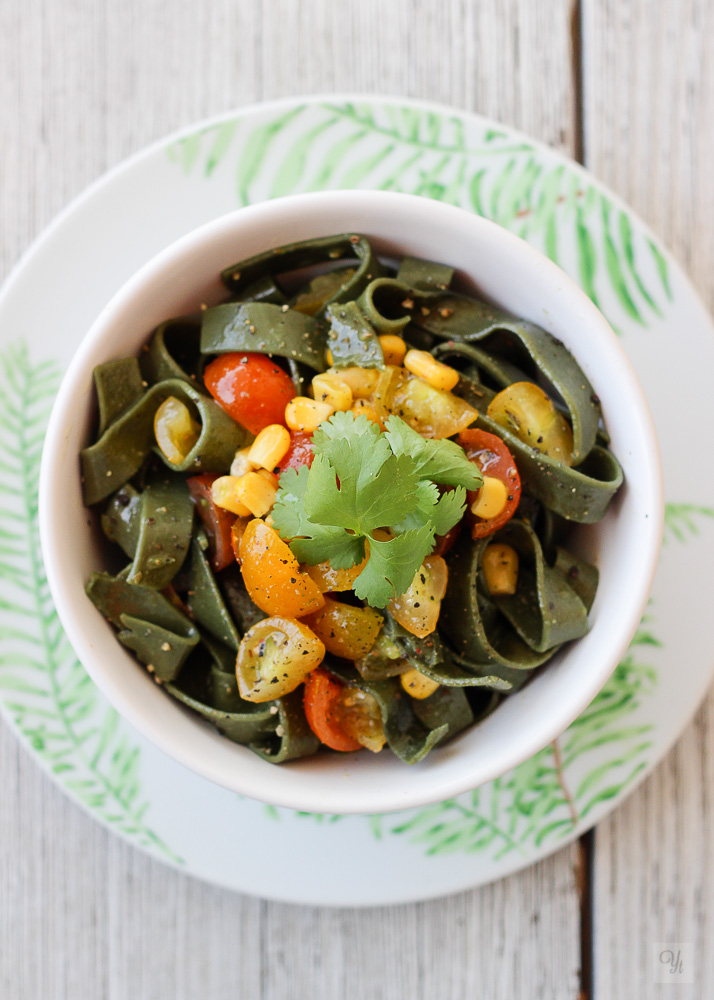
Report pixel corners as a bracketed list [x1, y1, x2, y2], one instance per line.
[211, 476, 252, 517]
[234, 471, 278, 518]
[285, 397, 335, 432]
[378, 335, 407, 366]
[247, 424, 291, 470]
[328, 366, 379, 398]
[470, 476, 509, 520]
[481, 543, 519, 596]
[400, 668, 440, 700]
[311, 372, 353, 412]
[403, 349, 460, 391]
[230, 446, 257, 478]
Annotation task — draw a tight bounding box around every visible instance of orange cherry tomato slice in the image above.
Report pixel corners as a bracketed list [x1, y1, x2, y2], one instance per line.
[458, 428, 522, 538]
[204, 352, 296, 435]
[238, 518, 325, 618]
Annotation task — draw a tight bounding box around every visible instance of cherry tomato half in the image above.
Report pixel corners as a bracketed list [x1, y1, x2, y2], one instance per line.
[186, 474, 236, 572]
[458, 428, 522, 538]
[203, 352, 295, 435]
[277, 431, 314, 473]
[304, 669, 362, 752]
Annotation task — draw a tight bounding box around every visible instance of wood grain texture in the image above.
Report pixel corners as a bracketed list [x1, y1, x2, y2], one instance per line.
[582, 1, 714, 996]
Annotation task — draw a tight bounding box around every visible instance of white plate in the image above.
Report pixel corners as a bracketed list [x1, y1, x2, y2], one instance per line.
[0, 95, 712, 906]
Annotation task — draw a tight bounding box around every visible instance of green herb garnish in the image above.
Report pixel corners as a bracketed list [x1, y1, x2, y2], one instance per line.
[271, 413, 483, 607]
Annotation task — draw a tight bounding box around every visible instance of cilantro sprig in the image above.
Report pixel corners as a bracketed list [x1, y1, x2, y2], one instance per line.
[271, 412, 483, 607]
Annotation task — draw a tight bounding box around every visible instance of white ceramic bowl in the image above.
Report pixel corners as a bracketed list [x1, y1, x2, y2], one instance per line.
[39, 190, 663, 815]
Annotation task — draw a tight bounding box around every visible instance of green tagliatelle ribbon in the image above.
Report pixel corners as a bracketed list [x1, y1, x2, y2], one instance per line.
[324, 301, 384, 369]
[140, 316, 203, 385]
[85, 572, 200, 681]
[201, 302, 327, 371]
[439, 519, 597, 690]
[101, 476, 193, 590]
[81, 373, 249, 506]
[220, 234, 383, 312]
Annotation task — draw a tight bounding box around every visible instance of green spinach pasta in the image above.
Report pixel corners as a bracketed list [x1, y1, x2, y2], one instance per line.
[81, 234, 623, 764]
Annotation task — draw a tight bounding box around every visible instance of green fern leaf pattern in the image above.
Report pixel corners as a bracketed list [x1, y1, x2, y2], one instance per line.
[166, 101, 671, 328]
[0, 343, 182, 864]
[663, 502, 714, 544]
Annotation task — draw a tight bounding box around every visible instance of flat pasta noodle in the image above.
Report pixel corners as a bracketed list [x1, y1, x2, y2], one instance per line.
[325, 301, 384, 368]
[201, 302, 327, 371]
[102, 476, 194, 590]
[186, 538, 241, 651]
[93, 357, 145, 436]
[438, 520, 596, 687]
[220, 233, 383, 312]
[81, 376, 249, 505]
[140, 316, 203, 385]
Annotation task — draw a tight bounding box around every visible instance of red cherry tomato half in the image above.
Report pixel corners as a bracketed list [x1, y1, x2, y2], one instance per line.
[458, 428, 521, 538]
[186, 473, 236, 572]
[303, 668, 361, 752]
[277, 432, 314, 473]
[203, 352, 295, 435]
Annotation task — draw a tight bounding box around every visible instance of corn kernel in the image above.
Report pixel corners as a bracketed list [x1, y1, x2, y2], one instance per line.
[470, 476, 509, 519]
[328, 366, 379, 398]
[403, 349, 460, 391]
[400, 668, 440, 700]
[379, 335, 407, 366]
[255, 468, 279, 488]
[481, 543, 519, 595]
[247, 424, 291, 470]
[234, 471, 278, 518]
[351, 399, 381, 426]
[154, 396, 200, 465]
[311, 372, 353, 412]
[211, 476, 252, 517]
[325, 349, 334, 366]
[230, 446, 257, 478]
[285, 396, 335, 432]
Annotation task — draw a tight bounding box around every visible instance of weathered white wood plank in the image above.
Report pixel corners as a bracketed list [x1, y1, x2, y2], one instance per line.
[582, 0, 714, 995]
[0, 2, 584, 998]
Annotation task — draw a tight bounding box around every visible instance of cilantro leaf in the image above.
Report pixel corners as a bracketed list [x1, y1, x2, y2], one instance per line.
[273, 465, 365, 568]
[384, 415, 483, 489]
[311, 409, 378, 446]
[290, 529, 365, 569]
[271, 465, 310, 537]
[393, 482, 467, 536]
[353, 526, 436, 606]
[304, 444, 419, 533]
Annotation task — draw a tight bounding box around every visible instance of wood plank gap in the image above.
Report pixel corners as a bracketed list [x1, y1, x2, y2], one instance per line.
[577, 828, 595, 1000]
[571, 4, 594, 995]
[570, 0, 585, 166]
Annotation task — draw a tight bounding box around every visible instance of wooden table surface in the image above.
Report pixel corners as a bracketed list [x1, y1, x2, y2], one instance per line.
[1, 2, 712, 997]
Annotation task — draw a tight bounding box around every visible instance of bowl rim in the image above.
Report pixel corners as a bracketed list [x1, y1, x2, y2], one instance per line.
[38, 189, 664, 814]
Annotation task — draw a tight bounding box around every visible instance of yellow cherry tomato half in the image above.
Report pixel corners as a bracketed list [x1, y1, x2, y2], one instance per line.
[303, 597, 384, 660]
[236, 617, 325, 702]
[487, 381, 574, 466]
